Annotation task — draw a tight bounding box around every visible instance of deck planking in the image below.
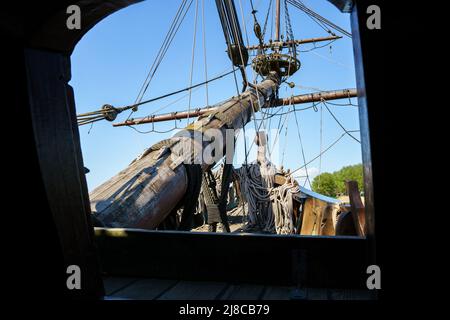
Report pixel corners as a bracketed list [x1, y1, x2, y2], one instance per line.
[110, 278, 178, 300]
[103, 277, 375, 300]
[158, 281, 228, 300]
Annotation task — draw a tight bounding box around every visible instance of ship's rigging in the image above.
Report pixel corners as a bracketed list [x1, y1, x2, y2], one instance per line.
[77, 0, 353, 128]
[79, 0, 364, 236]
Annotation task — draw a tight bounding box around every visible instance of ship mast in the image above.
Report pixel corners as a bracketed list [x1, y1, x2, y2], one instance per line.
[90, 74, 280, 229]
[89, 0, 354, 230]
[275, 0, 281, 43]
[91, 0, 283, 230]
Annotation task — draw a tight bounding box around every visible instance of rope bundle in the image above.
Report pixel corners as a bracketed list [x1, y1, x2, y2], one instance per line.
[235, 160, 299, 234]
[271, 175, 300, 234]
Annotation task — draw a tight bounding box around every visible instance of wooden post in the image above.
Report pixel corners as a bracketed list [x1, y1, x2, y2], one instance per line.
[25, 49, 104, 298]
[346, 180, 365, 236]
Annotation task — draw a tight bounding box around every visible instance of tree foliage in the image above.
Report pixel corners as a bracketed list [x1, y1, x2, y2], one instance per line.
[311, 164, 363, 198]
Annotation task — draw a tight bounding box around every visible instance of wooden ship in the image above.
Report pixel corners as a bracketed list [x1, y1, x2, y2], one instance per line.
[79, 0, 366, 239]
[4, 0, 382, 300]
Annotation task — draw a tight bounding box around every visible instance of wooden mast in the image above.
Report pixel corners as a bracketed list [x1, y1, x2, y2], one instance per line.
[90, 75, 279, 229]
[90, 0, 350, 231]
[275, 0, 281, 42]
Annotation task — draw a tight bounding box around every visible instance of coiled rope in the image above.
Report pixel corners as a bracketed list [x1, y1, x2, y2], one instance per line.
[235, 160, 299, 234]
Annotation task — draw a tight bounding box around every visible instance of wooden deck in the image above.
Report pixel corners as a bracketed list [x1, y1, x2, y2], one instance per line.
[103, 277, 376, 300]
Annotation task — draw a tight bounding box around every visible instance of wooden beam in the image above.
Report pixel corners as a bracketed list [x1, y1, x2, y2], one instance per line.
[113, 88, 357, 126]
[346, 180, 366, 236]
[25, 49, 104, 298]
[95, 228, 368, 288]
[245, 35, 342, 51]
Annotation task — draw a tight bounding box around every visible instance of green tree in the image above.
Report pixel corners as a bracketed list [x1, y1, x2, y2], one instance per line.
[311, 172, 338, 197]
[311, 164, 363, 197]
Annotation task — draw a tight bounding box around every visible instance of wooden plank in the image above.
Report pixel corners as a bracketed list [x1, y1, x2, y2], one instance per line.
[158, 281, 228, 300]
[320, 204, 339, 236]
[262, 286, 293, 300]
[111, 278, 178, 300]
[350, 2, 380, 266]
[300, 198, 328, 235]
[219, 284, 265, 300]
[25, 48, 103, 297]
[346, 181, 366, 236]
[103, 277, 137, 295]
[95, 228, 368, 288]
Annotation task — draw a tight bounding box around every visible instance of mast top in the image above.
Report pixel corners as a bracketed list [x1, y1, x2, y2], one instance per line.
[251, 0, 301, 80]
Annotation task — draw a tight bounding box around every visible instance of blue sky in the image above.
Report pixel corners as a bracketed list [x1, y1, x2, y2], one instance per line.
[70, 0, 362, 191]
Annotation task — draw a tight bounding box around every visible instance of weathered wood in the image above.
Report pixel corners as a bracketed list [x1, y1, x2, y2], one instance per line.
[25, 48, 103, 298]
[350, 1, 379, 266]
[95, 228, 368, 288]
[299, 197, 341, 236]
[92, 77, 278, 229]
[299, 198, 327, 235]
[346, 180, 366, 236]
[320, 204, 339, 236]
[90, 152, 188, 229]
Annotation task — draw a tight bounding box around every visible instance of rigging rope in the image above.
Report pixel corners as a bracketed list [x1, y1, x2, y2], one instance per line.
[310, 49, 352, 70]
[77, 69, 237, 126]
[78, 0, 195, 126]
[322, 99, 361, 143]
[289, 130, 360, 176]
[187, 0, 200, 124]
[298, 39, 337, 52]
[291, 93, 312, 188]
[237, 0, 262, 134]
[283, 0, 296, 57]
[280, 109, 290, 167]
[318, 103, 323, 188]
[287, 0, 352, 38]
[201, 0, 209, 106]
[134, 0, 194, 107]
[262, 0, 273, 43]
[235, 160, 299, 234]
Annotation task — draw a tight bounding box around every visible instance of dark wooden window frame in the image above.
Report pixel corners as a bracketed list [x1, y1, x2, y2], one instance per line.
[20, 0, 380, 297]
